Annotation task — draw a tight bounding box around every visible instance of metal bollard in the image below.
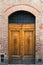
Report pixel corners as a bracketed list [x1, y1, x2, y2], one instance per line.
[1, 54, 4, 62]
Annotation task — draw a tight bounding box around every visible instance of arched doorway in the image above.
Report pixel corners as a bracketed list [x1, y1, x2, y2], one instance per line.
[8, 10, 35, 64]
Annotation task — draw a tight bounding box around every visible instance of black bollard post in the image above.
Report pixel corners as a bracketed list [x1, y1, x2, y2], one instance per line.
[1, 54, 4, 62]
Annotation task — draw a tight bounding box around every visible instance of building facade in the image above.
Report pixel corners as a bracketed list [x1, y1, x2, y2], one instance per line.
[0, 0, 43, 64]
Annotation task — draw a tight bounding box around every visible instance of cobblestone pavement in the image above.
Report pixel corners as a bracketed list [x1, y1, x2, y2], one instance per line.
[0, 63, 43, 65]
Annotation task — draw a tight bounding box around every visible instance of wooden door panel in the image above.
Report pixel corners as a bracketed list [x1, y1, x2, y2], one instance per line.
[9, 30, 20, 58]
[11, 30, 20, 55]
[24, 31, 34, 55]
[8, 24, 35, 63]
[23, 24, 34, 30]
[24, 31, 30, 55]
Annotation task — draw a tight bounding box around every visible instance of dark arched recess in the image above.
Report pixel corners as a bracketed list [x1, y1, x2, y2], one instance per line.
[8, 10, 35, 24]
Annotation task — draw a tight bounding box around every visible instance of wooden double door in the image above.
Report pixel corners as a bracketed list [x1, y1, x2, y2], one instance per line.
[8, 24, 35, 63]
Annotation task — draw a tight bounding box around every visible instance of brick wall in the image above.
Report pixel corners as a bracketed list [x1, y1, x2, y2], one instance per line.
[41, 0, 43, 63]
[0, 0, 43, 64]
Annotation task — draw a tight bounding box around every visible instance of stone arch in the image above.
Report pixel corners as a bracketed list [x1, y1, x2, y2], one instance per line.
[4, 4, 40, 17]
